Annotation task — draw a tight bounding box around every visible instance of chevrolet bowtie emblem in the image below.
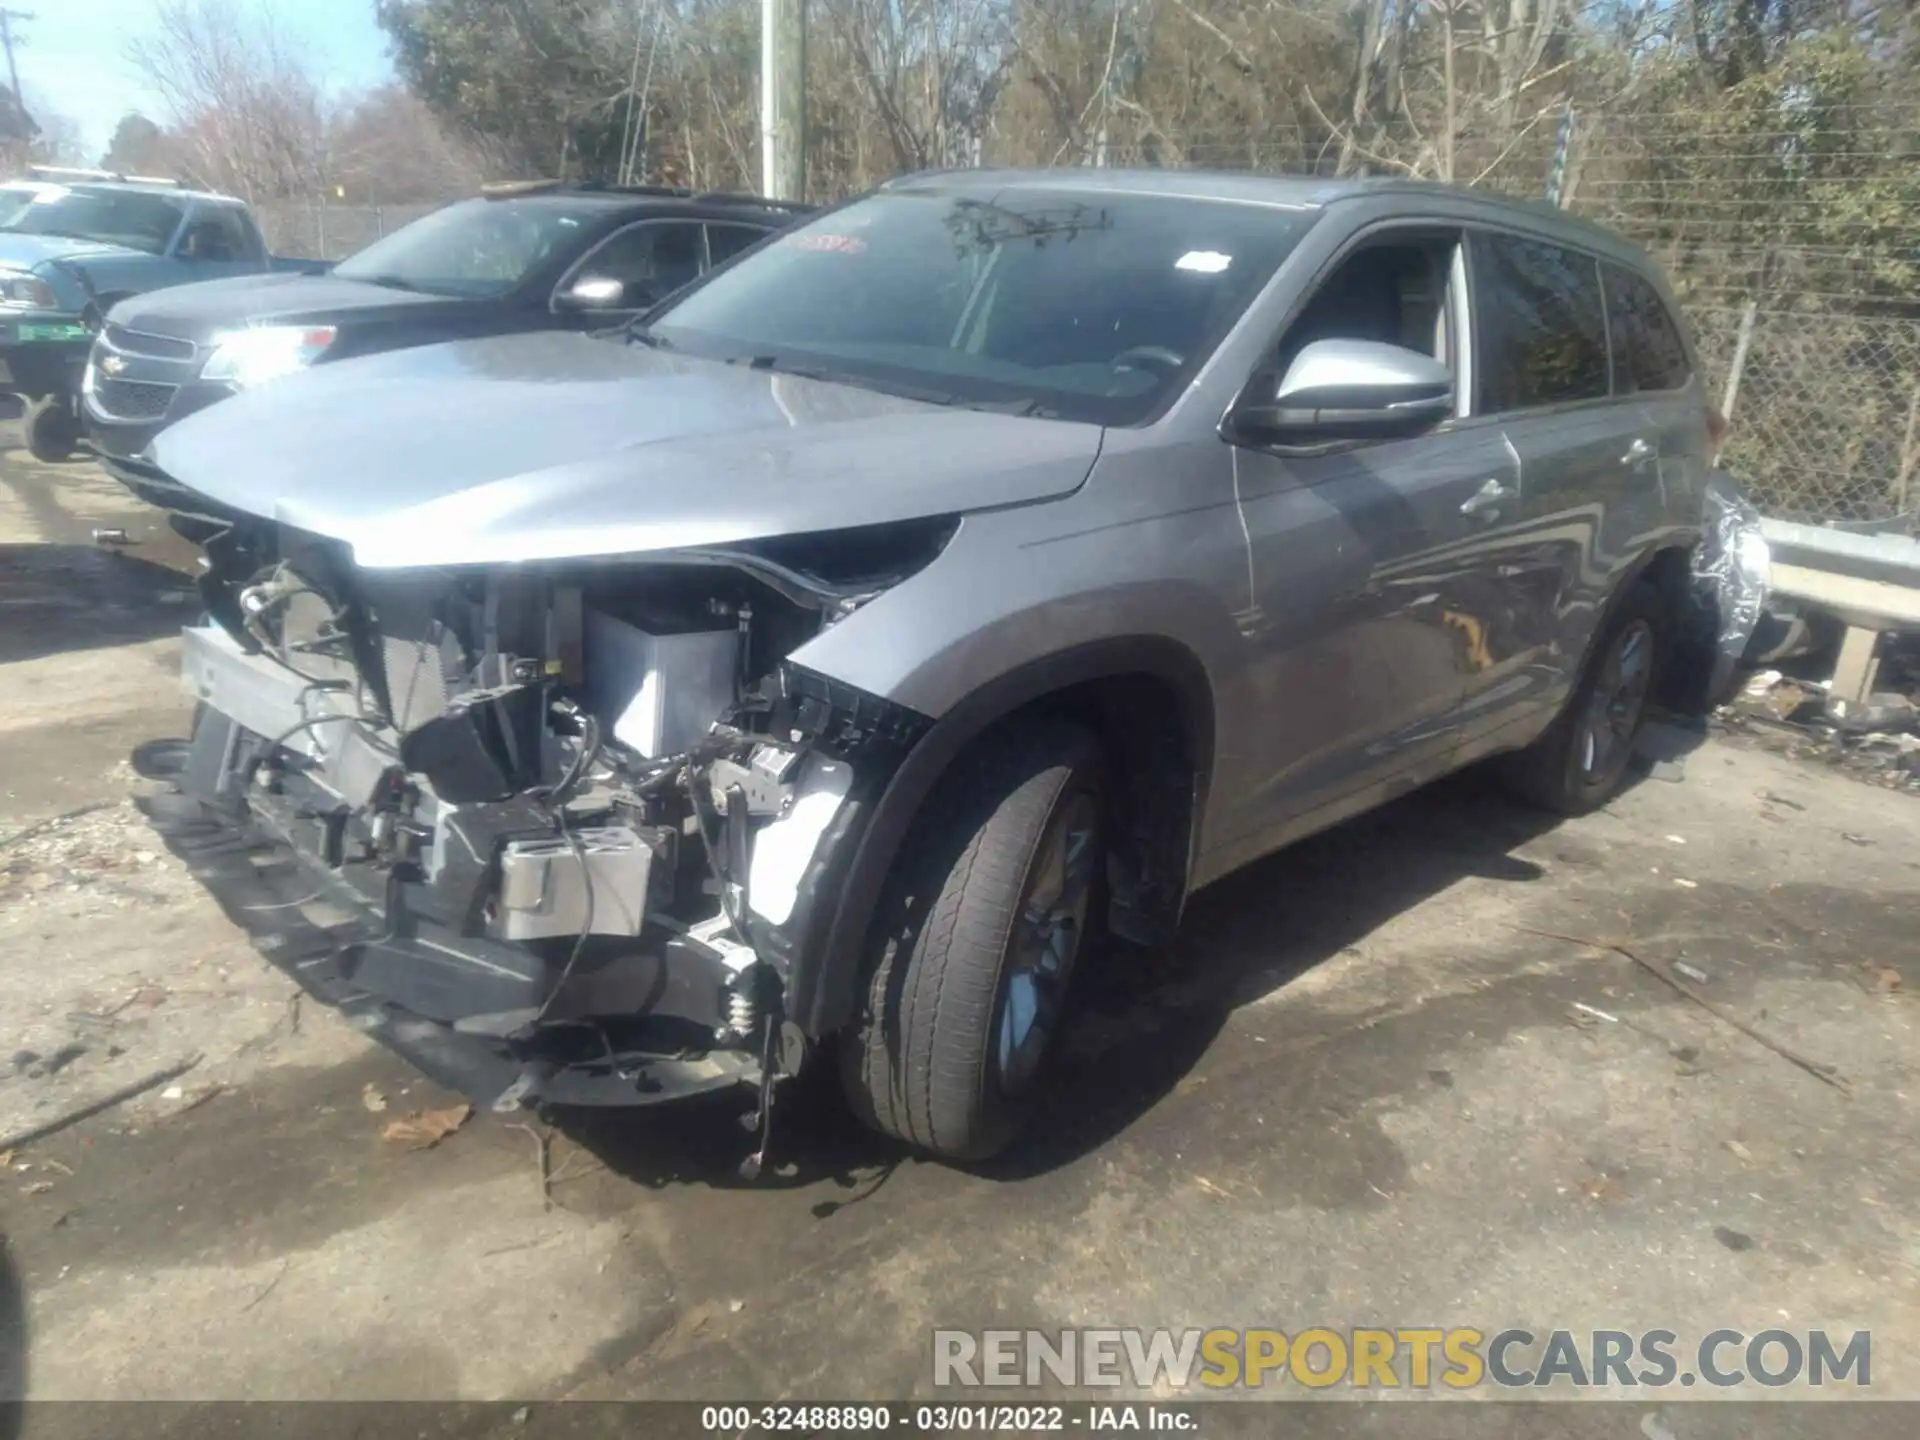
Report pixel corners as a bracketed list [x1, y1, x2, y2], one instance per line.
[99, 354, 127, 376]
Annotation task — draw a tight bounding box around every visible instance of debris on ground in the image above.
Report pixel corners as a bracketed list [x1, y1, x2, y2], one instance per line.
[361, 1084, 389, 1113]
[1672, 960, 1711, 985]
[1862, 963, 1904, 996]
[0, 1053, 203, 1153]
[381, 1105, 472, 1151]
[1721, 643, 1920, 792]
[1518, 927, 1849, 1093]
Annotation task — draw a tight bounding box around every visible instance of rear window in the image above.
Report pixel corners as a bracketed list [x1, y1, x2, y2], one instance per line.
[1602, 262, 1691, 394]
[1471, 232, 1609, 412]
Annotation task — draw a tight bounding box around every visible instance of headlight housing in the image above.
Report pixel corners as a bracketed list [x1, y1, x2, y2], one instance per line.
[0, 270, 58, 309]
[201, 325, 337, 388]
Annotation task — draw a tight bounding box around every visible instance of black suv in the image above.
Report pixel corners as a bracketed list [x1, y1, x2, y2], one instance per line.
[83, 183, 808, 462]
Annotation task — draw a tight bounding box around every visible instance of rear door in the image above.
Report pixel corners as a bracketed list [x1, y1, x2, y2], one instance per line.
[1458, 229, 1630, 741]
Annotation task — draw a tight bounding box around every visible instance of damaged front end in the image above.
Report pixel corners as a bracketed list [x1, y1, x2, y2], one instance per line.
[153, 515, 946, 1125]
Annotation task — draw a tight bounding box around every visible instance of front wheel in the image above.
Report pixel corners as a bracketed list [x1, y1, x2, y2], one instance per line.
[840, 720, 1105, 1161]
[23, 395, 81, 463]
[1499, 580, 1663, 814]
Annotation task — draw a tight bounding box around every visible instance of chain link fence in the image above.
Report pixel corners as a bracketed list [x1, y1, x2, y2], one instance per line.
[252, 202, 442, 261]
[1692, 306, 1920, 526]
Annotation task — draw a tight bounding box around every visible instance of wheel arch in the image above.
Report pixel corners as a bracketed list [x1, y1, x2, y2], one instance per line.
[785, 635, 1216, 1038]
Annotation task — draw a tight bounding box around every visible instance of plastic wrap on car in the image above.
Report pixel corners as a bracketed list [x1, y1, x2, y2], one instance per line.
[1694, 469, 1771, 704]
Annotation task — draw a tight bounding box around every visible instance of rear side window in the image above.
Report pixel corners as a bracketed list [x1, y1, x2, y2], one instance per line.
[1471, 232, 1609, 412]
[1602, 262, 1690, 394]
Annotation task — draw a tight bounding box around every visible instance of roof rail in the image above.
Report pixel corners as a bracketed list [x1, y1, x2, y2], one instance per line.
[27, 164, 181, 187]
[569, 180, 695, 198]
[481, 178, 564, 197]
[692, 190, 816, 211]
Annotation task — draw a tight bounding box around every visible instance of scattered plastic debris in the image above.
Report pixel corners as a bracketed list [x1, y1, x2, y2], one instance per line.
[1673, 960, 1711, 984]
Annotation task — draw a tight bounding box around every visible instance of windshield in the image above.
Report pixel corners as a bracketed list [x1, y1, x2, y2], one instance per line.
[648, 187, 1316, 424]
[0, 185, 186, 253]
[334, 198, 598, 297]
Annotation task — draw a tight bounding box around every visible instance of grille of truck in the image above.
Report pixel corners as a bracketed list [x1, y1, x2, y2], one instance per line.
[90, 376, 177, 421]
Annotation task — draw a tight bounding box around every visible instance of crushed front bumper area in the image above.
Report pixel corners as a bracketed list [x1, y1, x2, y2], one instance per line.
[140, 786, 759, 1109]
[157, 621, 780, 1113]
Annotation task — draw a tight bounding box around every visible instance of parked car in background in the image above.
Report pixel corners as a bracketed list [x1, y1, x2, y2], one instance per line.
[84, 182, 810, 477]
[0, 167, 327, 461]
[136, 171, 1723, 1164]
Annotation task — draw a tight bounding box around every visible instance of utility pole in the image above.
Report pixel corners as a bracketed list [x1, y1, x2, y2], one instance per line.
[760, 0, 805, 201]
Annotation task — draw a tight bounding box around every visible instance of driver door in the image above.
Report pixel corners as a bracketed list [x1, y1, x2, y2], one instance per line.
[1222, 225, 1517, 845]
[554, 220, 707, 322]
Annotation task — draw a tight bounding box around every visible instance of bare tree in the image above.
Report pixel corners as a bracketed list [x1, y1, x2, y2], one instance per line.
[126, 0, 330, 199]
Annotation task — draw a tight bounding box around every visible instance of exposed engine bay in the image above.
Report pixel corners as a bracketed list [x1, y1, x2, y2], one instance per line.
[164, 514, 949, 1137]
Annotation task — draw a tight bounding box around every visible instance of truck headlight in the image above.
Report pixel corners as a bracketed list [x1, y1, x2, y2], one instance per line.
[0, 271, 57, 309]
[201, 325, 337, 388]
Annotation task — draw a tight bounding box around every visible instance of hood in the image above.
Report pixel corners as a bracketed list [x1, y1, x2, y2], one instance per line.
[115, 272, 463, 337]
[0, 233, 141, 269]
[151, 330, 1104, 570]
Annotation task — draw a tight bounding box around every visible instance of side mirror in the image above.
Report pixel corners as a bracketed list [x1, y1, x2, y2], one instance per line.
[556, 275, 635, 312]
[1233, 339, 1454, 444]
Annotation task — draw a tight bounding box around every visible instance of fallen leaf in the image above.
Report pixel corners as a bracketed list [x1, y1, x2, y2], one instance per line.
[1194, 1176, 1233, 1200]
[1869, 965, 1903, 994]
[382, 1105, 472, 1150]
[0, 1150, 12, 1168]
[23, 1181, 53, 1195]
[130, 985, 168, 1009]
[361, 1084, 389, 1113]
[1725, 1139, 1754, 1163]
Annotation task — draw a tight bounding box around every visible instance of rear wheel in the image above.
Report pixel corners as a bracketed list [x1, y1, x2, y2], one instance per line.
[840, 720, 1104, 1160]
[1499, 581, 1663, 814]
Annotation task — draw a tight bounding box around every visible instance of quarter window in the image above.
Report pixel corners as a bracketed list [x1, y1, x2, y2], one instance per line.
[1602, 262, 1691, 394]
[1471, 233, 1609, 412]
[706, 223, 768, 266]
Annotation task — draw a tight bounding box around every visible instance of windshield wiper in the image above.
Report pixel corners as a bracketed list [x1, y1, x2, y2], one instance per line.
[356, 273, 426, 293]
[627, 323, 673, 350]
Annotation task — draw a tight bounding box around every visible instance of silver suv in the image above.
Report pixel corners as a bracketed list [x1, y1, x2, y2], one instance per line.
[143, 170, 1715, 1163]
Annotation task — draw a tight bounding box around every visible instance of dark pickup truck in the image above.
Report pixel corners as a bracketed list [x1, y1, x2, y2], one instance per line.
[85, 184, 809, 474]
[0, 168, 325, 460]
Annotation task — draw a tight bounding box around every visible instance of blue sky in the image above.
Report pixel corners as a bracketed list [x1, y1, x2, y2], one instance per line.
[20, 0, 395, 160]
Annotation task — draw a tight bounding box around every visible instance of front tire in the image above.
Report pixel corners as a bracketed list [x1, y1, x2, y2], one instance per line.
[1499, 580, 1664, 814]
[23, 395, 80, 463]
[841, 720, 1105, 1161]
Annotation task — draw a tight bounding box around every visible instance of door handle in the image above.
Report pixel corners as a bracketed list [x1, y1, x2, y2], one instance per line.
[1621, 437, 1654, 466]
[1460, 478, 1512, 517]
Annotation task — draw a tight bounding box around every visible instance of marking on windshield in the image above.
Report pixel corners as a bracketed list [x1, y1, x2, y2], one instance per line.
[1176, 250, 1232, 273]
